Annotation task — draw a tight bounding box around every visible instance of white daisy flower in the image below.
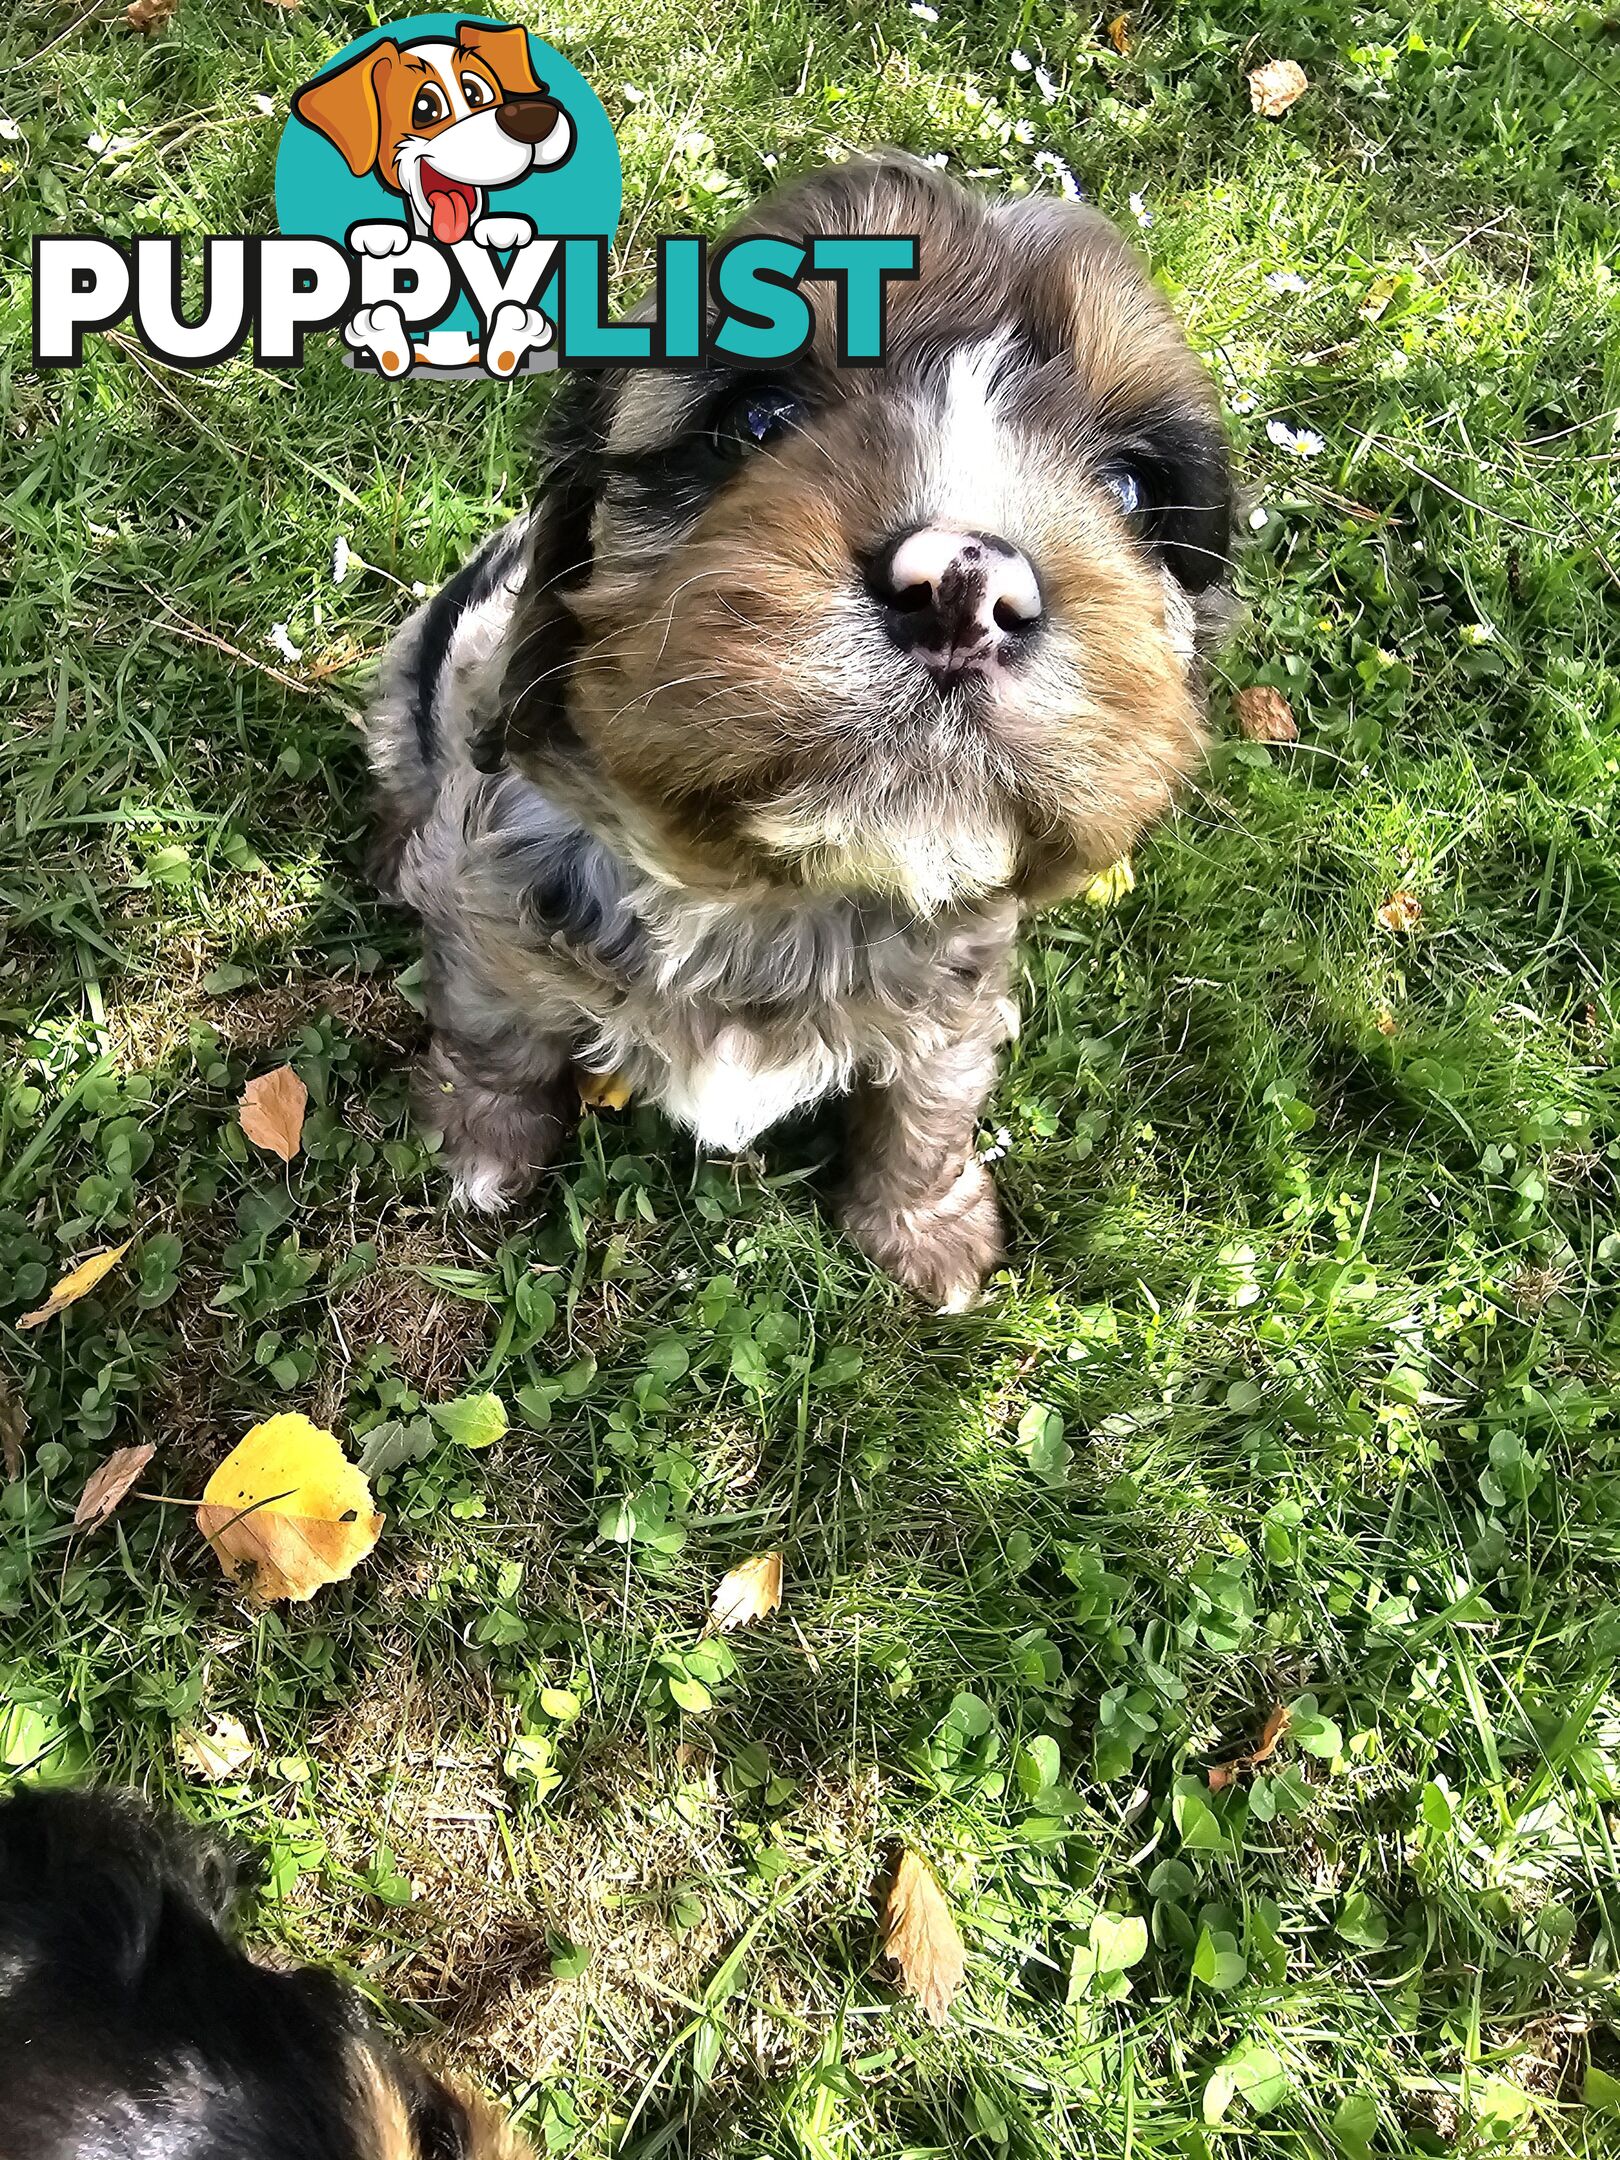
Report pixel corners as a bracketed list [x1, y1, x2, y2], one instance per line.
[1266, 419, 1325, 459]
[252, 94, 276, 117]
[1264, 270, 1308, 296]
[1010, 48, 1032, 71]
[87, 133, 108, 155]
[0, 116, 22, 141]
[332, 535, 353, 585]
[910, 2, 939, 18]
[1012, 118, 1035, 144]
[267, 624, 303, 663]
[922, 150, 949, 168]
[1247, 505, 1271, 531]
[1033, 150, 1081, 200]
[411, 580, 429, 598]
[1034, 65, 1060, 103]
[1228, 388, 1258, 414]
[621, 84, 645, 104]
[1128, 190, 1152, 226]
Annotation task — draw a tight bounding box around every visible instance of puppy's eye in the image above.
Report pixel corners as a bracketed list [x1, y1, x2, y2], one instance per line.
[1099, 463, 1149, 515]
[411, 86, 447, 128]
[460, 74, 493, 109]
[708, 384, 807, 459]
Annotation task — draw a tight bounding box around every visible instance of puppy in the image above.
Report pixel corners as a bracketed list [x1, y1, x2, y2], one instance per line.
[0, 1786, 527, 2160]
[293, 21, 573, 246]
[368, 156, 1235, 1308]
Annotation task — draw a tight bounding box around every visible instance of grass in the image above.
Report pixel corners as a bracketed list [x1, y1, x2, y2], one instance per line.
[4, 0, 1620, 2151]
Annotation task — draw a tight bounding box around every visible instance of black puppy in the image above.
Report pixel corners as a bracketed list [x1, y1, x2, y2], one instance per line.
[0, 1787, 527, 2160]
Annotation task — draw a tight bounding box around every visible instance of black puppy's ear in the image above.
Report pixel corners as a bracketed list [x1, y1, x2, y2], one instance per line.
[496, 369, 617, 769]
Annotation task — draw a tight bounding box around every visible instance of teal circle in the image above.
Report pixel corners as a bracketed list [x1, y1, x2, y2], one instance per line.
[274, 13, 621, 336]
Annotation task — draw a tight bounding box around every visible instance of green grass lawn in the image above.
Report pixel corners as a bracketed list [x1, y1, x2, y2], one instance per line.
[5, 0, 1620, 2151]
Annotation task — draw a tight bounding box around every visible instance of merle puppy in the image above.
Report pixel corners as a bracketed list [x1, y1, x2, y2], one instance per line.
[0, 1786, 526, 2160]
[369, 155, 1235, 1307]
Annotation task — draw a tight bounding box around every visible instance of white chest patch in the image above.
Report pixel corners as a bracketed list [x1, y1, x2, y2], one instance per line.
[654, 1026, 850, 1152]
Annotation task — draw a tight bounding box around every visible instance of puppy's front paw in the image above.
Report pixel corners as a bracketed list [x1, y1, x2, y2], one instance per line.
[482, 301, 553, 378]
[837, 1158, 1005, 1312]
[416, 1045, 571, 1215]
[344, 302, 414, 378]
[347, 221, 412, 258]
[472, 213, 535, 252]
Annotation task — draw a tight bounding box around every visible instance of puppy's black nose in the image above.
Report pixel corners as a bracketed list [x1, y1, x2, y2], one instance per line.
[868, 527, 1043, 681]
[495, 93, 563, 143]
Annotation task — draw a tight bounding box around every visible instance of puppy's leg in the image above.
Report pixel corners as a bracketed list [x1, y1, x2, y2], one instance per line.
[416, 1024, 575, 1216]
[836, 1014, 1008, 1311]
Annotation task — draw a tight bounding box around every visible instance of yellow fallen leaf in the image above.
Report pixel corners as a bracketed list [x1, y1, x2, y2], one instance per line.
[126, 0, 179, 26]
[707, 1550, 784, 1634]
[176, 1713, 253, 1783]
[1232, 685, 1298, 743]
[73, 1443, 155, 1531]
[881, 1848, 966, 2026]
[1083, 856, 1136, 908]
[1248, 58, 1309, 118]
[238, 1065, 308, 1162]
[1359, 273, 1401, 322]
[1376, 890, 1423, 933]
[577, 1066, 634, 1111]
[1106, 13, 1130, 53]
[197, 1413, 381, 1604]
[17, 1240, 133, 1330]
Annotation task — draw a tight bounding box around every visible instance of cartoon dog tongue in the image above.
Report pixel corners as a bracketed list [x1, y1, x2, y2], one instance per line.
[429, 186, 470, 244]
[422, 171, 472, 244]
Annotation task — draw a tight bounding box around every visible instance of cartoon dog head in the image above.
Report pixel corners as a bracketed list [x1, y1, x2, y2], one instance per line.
[293, 20, 574, 244]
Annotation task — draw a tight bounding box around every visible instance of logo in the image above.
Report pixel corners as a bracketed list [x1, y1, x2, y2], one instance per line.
[32, 13, 916, 378]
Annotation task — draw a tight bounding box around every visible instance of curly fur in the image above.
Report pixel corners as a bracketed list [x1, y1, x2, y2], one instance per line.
[367, 156, 1235, 1304]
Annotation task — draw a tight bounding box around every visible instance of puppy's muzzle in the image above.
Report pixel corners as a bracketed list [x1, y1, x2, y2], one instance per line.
[496, 93, 565, 144]
[869, 527, 1043, 686]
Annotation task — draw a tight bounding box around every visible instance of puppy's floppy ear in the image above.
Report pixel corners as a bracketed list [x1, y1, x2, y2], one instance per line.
[456, 21, 543, 97]
[497, 369, 617, 769]
[293, 39, 400, 178]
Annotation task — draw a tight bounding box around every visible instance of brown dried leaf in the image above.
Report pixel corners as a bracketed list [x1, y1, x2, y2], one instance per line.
[707, 1550, 784, 1634]
[1376, 890, 1423, 933]
[125, 0, 179, 27]
[73, 1444, 156, 1531]
[238, 1065, 308, 1162]
[1208, 1703, 1291, 1791]
[1233, 685, 1298, 743]
[1107, 13, 1131, 53]
[198, 1414, 381, 1604]
[18, 1240, 133, 1329]
[577, 1066, 634, 1112]
[1247, 58, 1309, 118]
[0, 1372, 25, 1480]
[880, 1848, 966, 2026]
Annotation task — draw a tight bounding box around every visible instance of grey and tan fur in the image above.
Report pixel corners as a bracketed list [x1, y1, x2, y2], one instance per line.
[368, 156, 1235, 1308]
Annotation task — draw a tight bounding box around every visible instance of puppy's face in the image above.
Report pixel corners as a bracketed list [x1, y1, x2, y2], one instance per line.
[508, 158, 1235, 912]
